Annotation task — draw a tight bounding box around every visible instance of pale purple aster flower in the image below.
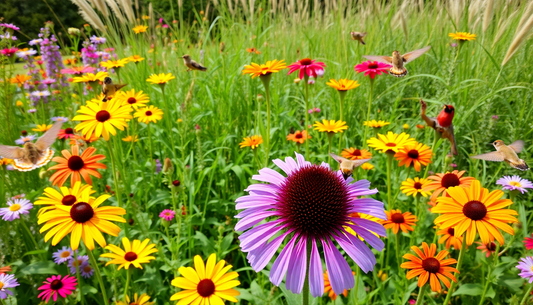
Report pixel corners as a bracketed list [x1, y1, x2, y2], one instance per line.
[90, 35, 106, 44]
[67, 255, 89, 275]
[496, 175, 533, 194]
[80, 264, 94, 278]
[15, 135, 36, 145]
[42, 78, 56, 85]
[16, 49, 37, 58]
[31, 90, 51, 98]
[235, 152, 386, 296]
[0, 23, 20, 31]
[160, 209, 175, 221]
[51, 116, 68, 122]
[0, 32, 17, 40]
[0, 198, 33, 221]
[28, 108, 37, 113]
[52, 246, 74, 264]
[517, 256, 533, 283]
[316, 69, 325, 77]
[308, 79, 315, 85]
[29, 39, 43, 46]
[155, 159, 162, 174]
[451, 43, 458, 47]
[0, 274, 19, 299]
[6, 165, 14, 171]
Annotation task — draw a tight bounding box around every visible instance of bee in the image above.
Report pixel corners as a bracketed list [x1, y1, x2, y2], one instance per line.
[350, 31, 367, 45]
[363, 46, 431, 77]
[101, 77, 127, 102]
[0, 121, 63, 171]
[330, 153, 371, 180]
[471, 140, 529, 171]
[182, 54, 207, 72]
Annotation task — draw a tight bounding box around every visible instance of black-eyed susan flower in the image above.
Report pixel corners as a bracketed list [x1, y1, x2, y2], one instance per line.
[100, 58, 129, 70]
[242, 59, 286, 79]
[100, 237, 157, 270]
[437, 227, 463, 250]
[394, 143, 432, 172]
[401, 242, 458, 292]
[37, 188, 126, 250]
[32, 124, 52, 132]
[361, 163, 374, 170]
[128, 55, 145, 63]
[48, 145, 106, 187]
[432, 180, 518, 245]
[400, 177, 432, 197]
[146, 73, 175, 86]
[326, 78, 360, 91]
[367, 132, 416, 154]
[382, 209, 417, 234]
[341, 147, 372, 160]
[72, 72, 108, 87]
[286, 130, 310, 144]
[425, 170, 475, 206]
[73, 99, 132, 141]
[134, 106, 163, 124]
[34, 181, 95, 215]
[116, 89, 149, 108]
[116, 293, 154, 305]
[239, 135, 262, 149]
[313, 119, 348, 133]
[133, 25, 148, 34]
[170, 253, 240, 304]
[449, 32, 476, 41]
[122, 135, 138, 142]
[363, 120, 390, 128]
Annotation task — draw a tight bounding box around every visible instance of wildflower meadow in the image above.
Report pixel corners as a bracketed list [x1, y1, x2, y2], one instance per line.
[2, 0, 533, 304]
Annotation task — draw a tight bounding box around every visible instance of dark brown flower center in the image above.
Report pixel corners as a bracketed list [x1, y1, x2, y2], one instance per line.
[463, 200, 487, 221]
[68, 155, 85, 171]
[295, 133, 303, 139]
[197, 279, 215, 297]
[414, 182, 422, 190]
[96, 110, 111, 122]
[21, 130, 28, 136]
[391, 212, 405, 224]
[65, 128, 74, 134]
[277, 165, 350, 239]
[127, 97, 136, 104]
[83, 265, 92, 272]
[447, 227, 455, 236]
[50, 279, 63, 290]
[352, 149, 362, 156]
[486, 242, 497, 251]
[62, 195, 77, 206]
[172, 180, 181, 186]
[407, 149, 419, 159]
[441, 173, 460, 188]
[145, 111, 153, 116]
[299, 58, 313, 65]
[368, 63, 378, 69]
[422, 257, 440, 273]
[124, 252, 138, 261]
[70, 202, 94, 223]
[386, 143, 396, 147]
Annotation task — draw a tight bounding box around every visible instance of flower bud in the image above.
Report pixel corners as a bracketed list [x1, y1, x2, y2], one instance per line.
[68, 28, 80, 36]
[257, 94, 264, 103]
[163, 158, 174, 174]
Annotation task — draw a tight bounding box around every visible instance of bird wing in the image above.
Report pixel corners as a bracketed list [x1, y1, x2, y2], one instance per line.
[0, 145, 24, 159]
[329, 153, 349, 164]
[115, 83, 128, 91]
[402, 46, 431, 64]
[35, 121, 63, 150]
[362, 55, 393, 64]
[470, 151, 504, 162]
[508, 140, 525, 153]
[442, 125, 457, 155]
[191, 61, 207, 71]
[350, 158, 372, 168]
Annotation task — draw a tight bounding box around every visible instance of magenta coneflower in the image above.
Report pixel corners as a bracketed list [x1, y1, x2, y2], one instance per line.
[524, 234, 533, 250]
[61, 66, 96, 75]
[0, 48, 18, 57]
[288, 58, 326, 80]
[37, 275, 77, 303]
[235, 153, 386, 297]
[0, 23, 20, 31]
[354, 61, 392, 79]
[160, 209, 175, 221]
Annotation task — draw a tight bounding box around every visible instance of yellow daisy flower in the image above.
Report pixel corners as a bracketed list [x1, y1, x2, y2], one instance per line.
[122, 135, 138, 142]
[361, 163, 374, 170]
[115, 89, 150, 108]
[134, 106, 163, 124]
[363, 120, 390, 128]
[128, 55, 145, 63]
[100, 58, 130, 69]
[313, 119, 348, 133]
[133, 25, 148, 34]
[170, 253, 240, 304]
[400, 177, 432, 197]
[116, 293, 154, 305]
[367, 131, 416, 154]
[73, 99, 133, 141]
[242, 60, 287, 79]
[72, 71, 109, 84]
[34, 181, 95, 215]
[100, 237, 157, 270]
[33, 124, 53, 132]
[326, 78, 360, 91]
[239, 135, 263, 149]
[449, 32, 476, 41]
[146, 73, 175, 85]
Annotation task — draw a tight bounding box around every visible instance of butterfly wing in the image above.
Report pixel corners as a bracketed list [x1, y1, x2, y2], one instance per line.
[508, 140, 525, 153]
[34, 121, 63, 151]
[362, 55, 393, 64]
[329, 153, 349, 164]
[402, 46, 431, 64]
[0, 145, 24, 159]
[470, 151, 504, 162]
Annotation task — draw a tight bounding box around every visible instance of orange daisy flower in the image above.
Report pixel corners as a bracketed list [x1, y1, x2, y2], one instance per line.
[48, 145, 107, 187]
[246, 48, 261, 54]
[436, 227, 463, 250]
[286, 130, 310, 144]
[382, 209, 417, 234]
[425, 170, 475, 206]
[323, 270, 355, 300]
[394, 142, 432, 172]
[341, 147, 372, 160]
[476, 241, 499, 258]
[401, 242, 458, 292]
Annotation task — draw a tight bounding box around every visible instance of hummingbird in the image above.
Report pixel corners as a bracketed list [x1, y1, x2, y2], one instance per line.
[420, 99, 457, 155]
[363, 46, 431, 77]
[330, 153, 371, 180]
[0, 121, 63, 172]
[350, 32, 367, 45]
[182, 54, 207, 72]
[471, 140, 529, 171]
[101, 77, 127, 102]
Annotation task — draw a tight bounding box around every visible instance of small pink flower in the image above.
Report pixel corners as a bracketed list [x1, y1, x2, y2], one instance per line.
[524, 234, 533, 250]
[409, 300, 416, 305]
[354, 60, 392, 79]
[313, 108, 321, 113]
[159, 18, 163, 24]
[37, 275, 77, 303]
[308, 79, 315, 85]
[450, 163, 457, 168]
[492, 115, 499, 120]
[1, 47, 18, 57]
[476, 241, 499, 258]
[288, 58, 326, 80]
[308, 109, 314, 114]
[159, 209, 175, 221]
[195, 124, 201, 130]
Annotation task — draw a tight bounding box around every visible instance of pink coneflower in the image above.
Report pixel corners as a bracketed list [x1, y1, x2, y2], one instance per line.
[42, 78, 56, 85]
[57, 128, 76, 140]
[517, 256, 533, 283]
[1, 48, 18, 57]
[476, 241, 499, 258]
[0, 23, 20, 31]
[354, 61, 392, 79]
[160, 209, 175, 221]
[60, 66, 96, 75]
[409, 300, 416, 305]
[524, 234, 533, 250]
[288, 58, 326, 80]
[37, 275, 77, 303]
[235, 153, 386, 296]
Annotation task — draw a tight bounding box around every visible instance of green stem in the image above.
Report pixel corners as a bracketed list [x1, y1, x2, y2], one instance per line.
[20, 219, 44, 260]
[443, 234, 467, 305]
[327, 134, 333, 164]
[302, 240, 311, 305]
[161, 88, 176, 157]
[410, 195, 420, 247]
[124, 268, 131, 303]
[87, 250, 109, 305]
[415, 284, 426, 305]
[479, 256, 495, 305]
[338, 91, 346, 153]
[72, 250, 85, 305]
[386, 153, 393, 209]
[363, 78, 374, 148]
[520, 284, 533, 305]
[354, 266, 360, 305]
[395, 233, 401, 275]
[304, 75, 310, 160]
[424, 132, 440, 178]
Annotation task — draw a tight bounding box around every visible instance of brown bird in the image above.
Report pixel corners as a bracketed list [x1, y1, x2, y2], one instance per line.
[363, 46, 431, 77]
[330, 153, 371, 180]
[350, 31, 367, 45]
[101, 77, 127, 102]
[420, 99, 457, 155]
[182, 54, 207, 72]
[471, 140, 529, 171]
[219, 42, 225, 53]
[0, 121, 63, 171]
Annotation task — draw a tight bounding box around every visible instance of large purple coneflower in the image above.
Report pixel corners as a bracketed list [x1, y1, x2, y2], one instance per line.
[235, 153, 386, 298]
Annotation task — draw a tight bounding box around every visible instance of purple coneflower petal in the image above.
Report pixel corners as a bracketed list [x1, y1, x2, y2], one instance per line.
[338, 231, 376, 272]
[245, 183, 279, 194]
[248, 231, 291, 271]
[253, 168, 286, 186]
[270, 235, 298, 286]
[235, 210, 278, 232]
[273, 158, 294, 175]
[346, 224, 385, 251]
[286, 237, 307, 293]
[350, 217, 387, 236]
[284, 156, 298, 171]
[308, 240, 324, 297]
[322, 238, 353, 295]
[239, 221, 283, 251]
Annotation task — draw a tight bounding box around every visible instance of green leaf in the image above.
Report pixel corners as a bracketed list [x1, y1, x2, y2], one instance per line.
[18, 261, 57, 275]
[453, 283, 484, 296]
[22, 250, 48, 258]
[81, 285, 98, 295]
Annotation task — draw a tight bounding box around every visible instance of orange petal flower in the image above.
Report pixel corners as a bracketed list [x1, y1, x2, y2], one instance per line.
[286, 130, 311, 144]
[48, 145, 107, 187]
[394, 142, 432, 172]
[381, 209, 417, 234]
[424, 170, 475, 206]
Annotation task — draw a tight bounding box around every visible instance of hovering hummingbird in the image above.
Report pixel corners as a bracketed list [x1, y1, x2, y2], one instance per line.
[330, 153, 371, 180]
[363, 46, 431, 77]
[420, 99, 457, 155]
[182, 54, 207, 72]
[350, 32, 367, 45]
[471, 140, 529, 171]
[0, 121, 63, 172]
[101, 77, 127, 102]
